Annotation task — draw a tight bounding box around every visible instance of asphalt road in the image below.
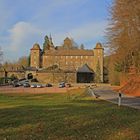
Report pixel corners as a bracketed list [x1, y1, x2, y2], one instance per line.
[91, 86, 140, 110]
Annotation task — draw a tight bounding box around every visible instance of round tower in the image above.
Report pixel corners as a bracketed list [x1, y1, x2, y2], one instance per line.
[93, 43, 104, 82]
[30, 43, 41, 68]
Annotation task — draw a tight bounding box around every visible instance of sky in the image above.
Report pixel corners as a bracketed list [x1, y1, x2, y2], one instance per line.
[0, 0, 113, 62]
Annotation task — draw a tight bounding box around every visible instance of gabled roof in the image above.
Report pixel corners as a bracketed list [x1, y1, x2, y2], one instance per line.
[64, 37, 71, 41]
[77, 64, 94, 73]
[31, 43, 41, 50]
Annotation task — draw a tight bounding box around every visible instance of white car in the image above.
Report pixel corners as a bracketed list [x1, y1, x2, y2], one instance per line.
[30, 84, 37, 88]
[37, 84, 43, 88]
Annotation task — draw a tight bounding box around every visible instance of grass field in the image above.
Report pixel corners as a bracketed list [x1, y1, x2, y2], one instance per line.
[0, 89, 140, 140]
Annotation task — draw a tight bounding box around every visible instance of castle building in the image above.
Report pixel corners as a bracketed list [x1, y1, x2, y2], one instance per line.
[30, 36, 104, 83]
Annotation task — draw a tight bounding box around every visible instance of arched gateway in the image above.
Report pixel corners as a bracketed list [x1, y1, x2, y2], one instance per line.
[77, 64, 94, 83]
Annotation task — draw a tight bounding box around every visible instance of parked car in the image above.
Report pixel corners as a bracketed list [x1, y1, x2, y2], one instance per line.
[16, 79, 29, 86]
[19, 78, 26, 81]
[23, 83, 30, 88]
[17, 82, 23, 86]
[46, 83, 52, 87]
[37, 84, 43, 88]
[59, 82, 65, 88]
[65, 83, 71, 88]
[13, 83, 19, 87]
[30, 84, 37, 88]
[31, 78, 38, 82]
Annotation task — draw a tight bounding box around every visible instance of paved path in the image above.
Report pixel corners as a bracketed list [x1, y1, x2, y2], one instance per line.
[91, 86, 140, 110]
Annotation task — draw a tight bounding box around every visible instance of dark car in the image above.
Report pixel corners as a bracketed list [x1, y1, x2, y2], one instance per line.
[13, 83, 19, 87]
[46, 83, 52, 87]
[31, 78, 38, 82]
[23, 83, 30, 88]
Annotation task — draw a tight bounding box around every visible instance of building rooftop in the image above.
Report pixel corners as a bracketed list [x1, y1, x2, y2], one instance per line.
[77, 64, 94, 73]
[44, 49, 94, 56]
[31, 43, 41, 50]
[95, 43, 103, 49]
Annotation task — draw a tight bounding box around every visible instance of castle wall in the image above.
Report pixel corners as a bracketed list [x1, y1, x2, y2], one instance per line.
[36, 71, 76, 83]
[0, 71, 5, 77]
[42, 55, 95, 71]
[0, 71, 25, 79]
[7, 71, 25, 79]
[30, 40, 104, 83]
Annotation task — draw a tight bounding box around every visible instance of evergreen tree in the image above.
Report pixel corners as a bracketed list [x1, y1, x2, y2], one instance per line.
[43, 35, 50, 51]
[80, 44, 85, 49]
[28, 55, 30, 67]
[95, 60, 101, 83]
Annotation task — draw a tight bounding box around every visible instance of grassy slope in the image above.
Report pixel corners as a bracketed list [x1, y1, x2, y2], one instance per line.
[0, 89, 140, 140]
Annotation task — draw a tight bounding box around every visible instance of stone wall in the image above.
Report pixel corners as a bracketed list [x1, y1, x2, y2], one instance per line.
[0, 71, 25, 79]
[7, 71, 25, 79]
[36, 71, 76, 83]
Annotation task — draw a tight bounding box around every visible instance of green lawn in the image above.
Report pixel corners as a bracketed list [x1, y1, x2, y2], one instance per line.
[0, 89, 140, 140]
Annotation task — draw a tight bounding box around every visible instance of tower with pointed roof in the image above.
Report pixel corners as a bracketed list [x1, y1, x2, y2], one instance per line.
[93, 43, 104, 82]
[63, 37, 73, 48]
[30, 43, 41, 68]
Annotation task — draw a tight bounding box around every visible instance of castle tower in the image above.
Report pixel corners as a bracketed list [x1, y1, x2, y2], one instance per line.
[93, 43, 104, 82]
[30, 43, 41, 68]
[63, 37, 72, 48]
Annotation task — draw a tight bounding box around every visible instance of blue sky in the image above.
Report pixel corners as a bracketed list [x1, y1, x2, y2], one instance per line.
[0, 0, 113, 62]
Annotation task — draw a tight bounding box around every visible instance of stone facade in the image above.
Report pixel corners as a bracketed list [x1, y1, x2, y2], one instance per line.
[30, 36, 104, 83]
[36, 71, 76, 83]
[30, 43, 41, 68]
[0, 67, 25, 79]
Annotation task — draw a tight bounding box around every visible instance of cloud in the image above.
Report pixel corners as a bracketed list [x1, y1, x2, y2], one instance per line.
[8, 21, 43, 52]
[0, 0, 110, 61]
[71, 21, 107, 41]
[53, 20, 108, 46]
[0, 21, 45, 61]
[0, 1, 12, 32]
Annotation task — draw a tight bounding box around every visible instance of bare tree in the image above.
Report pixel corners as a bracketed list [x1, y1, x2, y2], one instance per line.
[106, 0, 140, 73]
[0, 47, 3, 65]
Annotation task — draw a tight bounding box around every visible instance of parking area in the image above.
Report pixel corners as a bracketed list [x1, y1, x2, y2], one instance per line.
[0, 83, 87, 94]
[0, 82, 111, 94]
[0, 85, 69, 94]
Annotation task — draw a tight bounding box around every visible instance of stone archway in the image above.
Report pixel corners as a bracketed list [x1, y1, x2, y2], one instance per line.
[27, 73, 33, 79]
[76, 64, 94, 83]
[77, 72, 94, 83]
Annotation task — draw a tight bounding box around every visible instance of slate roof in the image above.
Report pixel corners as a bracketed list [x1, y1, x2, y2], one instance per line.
[77, 64, 94, 73]
[95, 43, 103, 49]
[30, 43, 41, 50]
